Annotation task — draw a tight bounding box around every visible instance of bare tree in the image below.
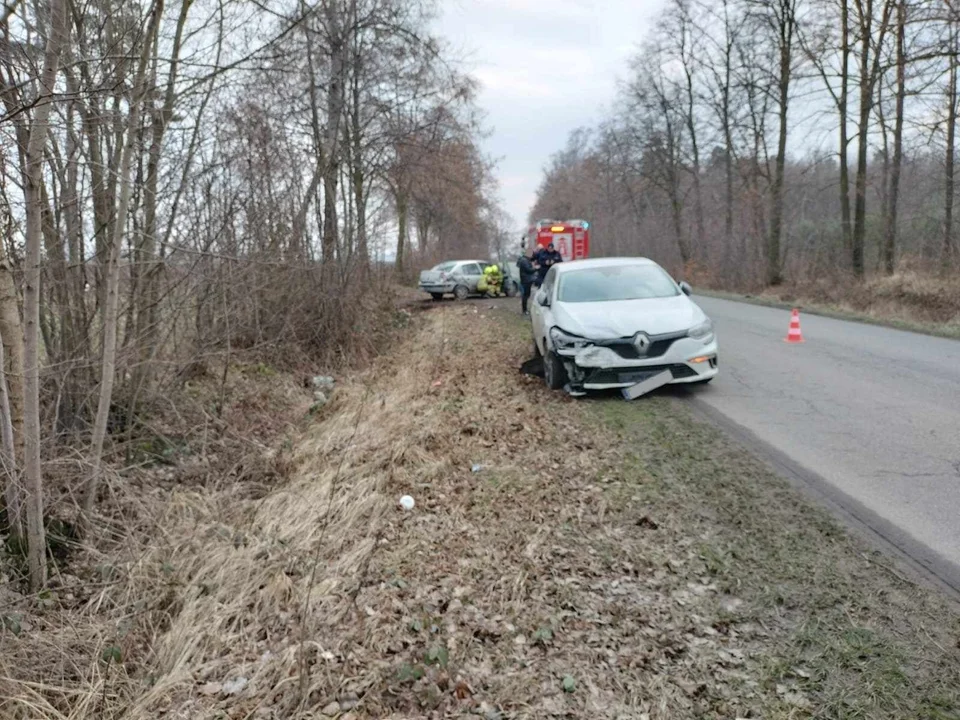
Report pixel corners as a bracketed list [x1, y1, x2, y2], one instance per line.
[83, 0, 163, 529]
[20, 0, 69, 590]
[851, 0, 897, 277]
[885, 0, 907, 273]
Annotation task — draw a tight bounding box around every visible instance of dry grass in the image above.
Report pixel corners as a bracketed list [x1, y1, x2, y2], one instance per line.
[2, 298, 959, 719]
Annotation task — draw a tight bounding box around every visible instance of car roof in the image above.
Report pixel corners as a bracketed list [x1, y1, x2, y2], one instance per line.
[552, 257, 658, 273]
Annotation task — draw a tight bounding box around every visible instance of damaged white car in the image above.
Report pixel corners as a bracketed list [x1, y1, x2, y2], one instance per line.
[530, 258, 718, 395]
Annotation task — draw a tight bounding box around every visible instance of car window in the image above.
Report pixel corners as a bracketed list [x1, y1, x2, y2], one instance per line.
[556, 264, 680, 303]
[461, 263, 482, 275]
[432, 261, 456, 272]
[542, 265, 558, 297]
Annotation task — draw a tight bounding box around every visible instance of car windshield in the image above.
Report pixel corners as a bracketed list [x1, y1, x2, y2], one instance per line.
[557, 264, 680, 303]
[431, 261, 457, 272]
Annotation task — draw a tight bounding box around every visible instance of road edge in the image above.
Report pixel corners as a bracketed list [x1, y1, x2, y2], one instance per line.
[683, 392, 960, 605]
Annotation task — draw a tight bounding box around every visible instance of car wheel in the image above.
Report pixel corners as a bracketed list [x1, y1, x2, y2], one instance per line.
[543, 350, 567, 390]
[453, 285, 469, 301]
[430, 293, 443, 301]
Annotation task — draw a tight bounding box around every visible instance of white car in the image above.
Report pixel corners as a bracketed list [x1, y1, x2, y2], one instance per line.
[531, 257, 718, 392]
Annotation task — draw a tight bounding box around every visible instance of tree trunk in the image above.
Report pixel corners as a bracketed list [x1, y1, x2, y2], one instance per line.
[839, 0, 853, 255]
[322, 0, 345, 282]
[395, 190, 408, 275]
[852, 0, 895, 278]
[0, 338, 17, 539]
[21, 0, 69, 590]
[82, 0, 163, 529]
[0, 258, 24, 541]
[884, 0, 906, 275]
[131, 0, 192, 401]
[721, 0, 734, 246]
[946, 22, 958, 262]
[768, 23, 791, 286]
[349, 0, 368, 269]
[681, 40, 705, 248]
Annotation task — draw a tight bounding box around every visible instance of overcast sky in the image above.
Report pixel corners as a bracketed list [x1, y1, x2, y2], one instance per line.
[434, 0, 667, 232]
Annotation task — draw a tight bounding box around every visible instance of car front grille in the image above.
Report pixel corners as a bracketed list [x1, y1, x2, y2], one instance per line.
[596, 330, 687, 360]
[601, 338, 673, 359]
[585, 364, 697, 385]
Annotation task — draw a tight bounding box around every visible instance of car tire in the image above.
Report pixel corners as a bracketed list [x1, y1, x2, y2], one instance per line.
[430, 293, 443, 301]
[544, 350, 567, 390]
[453, 285, 469, 301]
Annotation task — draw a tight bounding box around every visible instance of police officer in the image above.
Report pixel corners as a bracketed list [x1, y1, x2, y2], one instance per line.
[535, 242, 562, 286]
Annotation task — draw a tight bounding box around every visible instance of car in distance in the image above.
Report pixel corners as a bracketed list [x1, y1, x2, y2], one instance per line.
[419, 260, 518, 300]
[530, 257, 718, 392]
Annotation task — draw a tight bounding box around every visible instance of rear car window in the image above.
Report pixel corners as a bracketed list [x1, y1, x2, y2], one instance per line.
[432, 262, 457, 272]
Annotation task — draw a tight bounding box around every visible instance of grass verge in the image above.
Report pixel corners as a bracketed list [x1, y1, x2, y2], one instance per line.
[697, 274, 960, 340]
[596, 395, 960, 718]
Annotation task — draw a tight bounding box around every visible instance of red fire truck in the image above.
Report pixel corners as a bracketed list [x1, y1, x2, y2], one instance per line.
[524, 219, 590, 261]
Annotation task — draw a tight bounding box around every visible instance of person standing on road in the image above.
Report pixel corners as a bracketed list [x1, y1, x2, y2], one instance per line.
[535, 242, 562, 286]
[517, 248, 537, 315]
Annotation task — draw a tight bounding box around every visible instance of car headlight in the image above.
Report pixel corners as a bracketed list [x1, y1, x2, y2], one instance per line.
[688, 318, 714, 340]
[550, 327, 592, 350]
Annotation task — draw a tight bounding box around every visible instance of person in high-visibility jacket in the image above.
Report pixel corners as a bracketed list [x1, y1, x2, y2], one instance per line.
[483, 263, 503, 297]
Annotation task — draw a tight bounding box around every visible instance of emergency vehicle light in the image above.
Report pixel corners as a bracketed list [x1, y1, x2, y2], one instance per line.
[550, 226, 565, 232]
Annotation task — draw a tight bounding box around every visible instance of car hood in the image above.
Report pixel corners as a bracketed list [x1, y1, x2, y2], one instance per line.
[552, 295, 705, 339]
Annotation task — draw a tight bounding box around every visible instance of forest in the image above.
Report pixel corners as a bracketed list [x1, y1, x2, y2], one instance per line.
[530, 0, 960, 297]
[1, 0, 499, 592]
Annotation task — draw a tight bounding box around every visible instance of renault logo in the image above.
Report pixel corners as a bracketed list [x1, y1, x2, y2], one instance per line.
[633, 332, 651, 355]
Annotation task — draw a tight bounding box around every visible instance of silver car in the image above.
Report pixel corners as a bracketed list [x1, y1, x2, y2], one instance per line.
[418, 259, 506, 300]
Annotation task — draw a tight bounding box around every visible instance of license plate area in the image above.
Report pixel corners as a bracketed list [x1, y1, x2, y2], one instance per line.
[617, 369, 665, 384]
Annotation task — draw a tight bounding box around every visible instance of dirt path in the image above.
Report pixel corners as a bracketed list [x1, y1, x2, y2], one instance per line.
[4, 299, 959, 719]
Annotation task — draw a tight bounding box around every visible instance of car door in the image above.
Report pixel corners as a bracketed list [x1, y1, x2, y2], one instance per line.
[459, 263, 483, 291]
[531, 267, 558, 353]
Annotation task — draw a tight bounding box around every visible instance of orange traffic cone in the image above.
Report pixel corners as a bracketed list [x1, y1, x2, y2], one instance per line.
[784, 308, 804, 343]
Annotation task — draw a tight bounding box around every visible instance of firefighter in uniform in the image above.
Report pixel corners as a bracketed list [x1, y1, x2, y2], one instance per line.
[483, 263, 503, 297]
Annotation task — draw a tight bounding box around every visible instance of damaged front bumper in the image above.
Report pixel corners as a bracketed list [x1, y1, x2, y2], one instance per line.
[557, 337, 719, 391]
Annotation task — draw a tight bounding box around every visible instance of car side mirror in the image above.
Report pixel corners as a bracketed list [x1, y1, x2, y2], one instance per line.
[679, 281, 692, 296]
[536, 289, 550, 307]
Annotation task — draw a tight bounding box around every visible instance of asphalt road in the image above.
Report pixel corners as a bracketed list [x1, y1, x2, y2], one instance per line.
[691, 296, 960, 592]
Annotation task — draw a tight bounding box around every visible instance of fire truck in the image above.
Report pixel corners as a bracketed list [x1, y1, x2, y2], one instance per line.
[524, 219, 590, 261]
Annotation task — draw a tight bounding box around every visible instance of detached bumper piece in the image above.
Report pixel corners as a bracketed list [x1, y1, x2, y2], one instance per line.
[621, 369, 673, 400]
